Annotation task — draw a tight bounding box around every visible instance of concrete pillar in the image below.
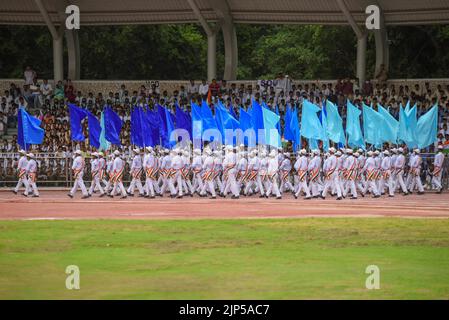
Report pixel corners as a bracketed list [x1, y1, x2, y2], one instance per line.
[374, 28, 389, 75]
[207, 33, 216, 81]
[53, 33, 64, 82]
[66, 29, 80, 80]
[356, 33, 367, 87]
[221, 21, 238, 81]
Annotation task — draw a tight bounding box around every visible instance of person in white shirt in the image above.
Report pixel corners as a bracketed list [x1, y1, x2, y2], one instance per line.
[279, 153, 294, 193]
[24, 152, 39, 197]
[222, 146, 240, 198]
[127, 148, 145, 197]
[343, 149, 358, 199]
[198, 80, 209, 98]
[294, 149, 311, 199]
[13, 149, 29, 195]
[39, 79, 53, 104]
[266, 150, 282, 199]
[408, 149, 425, 194]
[379, 150, 394, 197]
[171, 148, 185, 198]
[244, 150, 265, 197]
[200, 149, 217, 198]
[24, 66, 36, 85]
[320, 148, 342, 200]
[159, 149, 177, 197]
[68, 150, 89, 198]
[432, 145, 445, 193]
[143, 147, 158, 198]
[394, 148, 409, 195]
[88, 152, 105, 197]
[109, 150, 128, 198]
[362, 151, 381, 198]
[190, 148, 204, 195]
[188, 80, 198, 96]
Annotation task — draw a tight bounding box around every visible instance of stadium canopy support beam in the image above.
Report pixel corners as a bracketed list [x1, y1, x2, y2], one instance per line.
[187, 0, 216, 81]
[210, 0, 238, 81]
[336, 0, 366, 87]
[374, 23, 389, 76]
[66, 30, 81, 80]
[34, 0, 64, 82]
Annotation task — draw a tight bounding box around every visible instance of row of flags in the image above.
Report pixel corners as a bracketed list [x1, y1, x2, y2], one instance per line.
[68, 99, 438, 151]
[18, 98, 438, 152]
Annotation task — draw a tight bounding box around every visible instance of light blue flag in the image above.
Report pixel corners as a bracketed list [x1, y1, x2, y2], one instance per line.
[417, 104, 438, 149]
[99, 111, 111, 151]
[398, 104, 418, 148]
[301, 99, 324, 140]
[261, 106, 281, 148]
[363, 103, 383, 147]
[309, 139, 319, 151]
[378, 104, 399, 143]
[191, 101, 203, 142]
[346, 100, 365, 149]
[325, 100, 345, 144]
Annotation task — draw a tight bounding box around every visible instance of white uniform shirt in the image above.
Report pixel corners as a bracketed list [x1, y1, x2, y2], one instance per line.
[72, 156, 85, 171]
[131, 155, 142, 170]
[434, 152, 444, 168]
[113, 157, 125, 171]
[26, 159, 37, 173]
[267, 157, 279, 175]
[381, 156, 391, 171]
[17, 156, 28, 171]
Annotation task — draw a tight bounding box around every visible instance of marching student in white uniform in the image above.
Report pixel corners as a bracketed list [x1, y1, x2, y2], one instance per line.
[13, 149, 29, 195]
[394, 148, 409, 195]
[181, 150, 193, 197]
[24, 152, 39, 197]
[380, 150, 395, 197]
[190, 149, 204, 195]
[362, 151, 381, 198]
[222, 146, 240, 199]
[127, 148, 145, 197]
[321, 147, 342, 200]
[88, 152, 105, 197]
[308, 149, 321, 198]
[343, 149, 358, 199]
[143, 146, 158, 198]
[109, 150, 128, 199]
[245, 150, 265, 197]
[266, 149, 282, 199]
[200, 149, 216, 199]
[171, 148, 185, 198]
[432, 145, 445, 193]
[294, 149, 311, 199]
[279, 153, 294, 193]
[104, 154, 114, 194]
[68, 150, 89, 199]
[408, 149, 425, 195]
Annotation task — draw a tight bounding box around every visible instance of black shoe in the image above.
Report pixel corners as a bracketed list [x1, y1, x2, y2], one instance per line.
[304, 196, 311, 200]
[403, 192, 409, 196]
[12, 190, 17, 195]
[108, 195, 114, 198]
[138, 194, 145, 198]
[190, 193, 193, 197]
[127, 192, 134, 197]
[81, 195, 89, 199]
[350, 197, 357, 200]
[32, 194, 39, 198]
[319, 194, 325, 199]
[388, 195, 394, 197]
[22, 193, 28, 197]
[210, 196, 216, 199]
[99, 193, 106, 198]
[149, 195, 155, 199]
[360, 193, 365, 198]
[294, 194, 298, 199]
[336, 197, 342, 200]
[373, 195, 380, 198]
[259, 195, 265, 198]
[276, 196, 282, 200]
[176, 195, 183, 199]
[67, 193, 73, 198]
[231, 195, 239, 199]
[417, 191, 424, 195]
[437, 189, 442, 194]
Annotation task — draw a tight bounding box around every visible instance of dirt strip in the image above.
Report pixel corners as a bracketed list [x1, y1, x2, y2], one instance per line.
[0, 190, 448, 220]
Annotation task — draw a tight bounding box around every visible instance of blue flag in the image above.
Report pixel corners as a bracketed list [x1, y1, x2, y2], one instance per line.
[216, 103, 240, 145]
[325, 100, 345, 144]
[191, 101, 203, 143]
[239, 107, 253, 146]
[145, 109, 160, 147]
[229, 105, 238, 120]
[86, 110, 101, 149]
[68, 104, 87, 142]
[251, 100, 265, 144]
[131, 106, 143, 147]
[417, 104, 438, 149]
[165, 107, 176, 148]
[104, 106, 123, 145]
[378, 104, 399, 143]
[301, 100, 324, 140]
[346, 100, 365, 149]
[284, 104, 294, 141]
[201, 101, 218, 142]
[176, 105, 192, 140]
[261, 106, 281, 148]
[17, 108, 44, 150]
[290, 108, 301, 151]
[157, 104, 169, 148]
[363, 103, 383, 147]
[275, 104, 282, 136]
[398, 104, 418, 148]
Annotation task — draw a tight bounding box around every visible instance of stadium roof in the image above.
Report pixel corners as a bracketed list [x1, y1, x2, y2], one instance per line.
[1, 0, 449, 26]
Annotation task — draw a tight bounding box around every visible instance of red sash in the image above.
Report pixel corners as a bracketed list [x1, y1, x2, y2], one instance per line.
[281, 170, 290, 182]
[298, 170, 307, 182]
[18, 169, 26, 179]
[28, 172, 36, 183]
[433, 167, 442, 176]
[113, 167, 125, 183]
[309, 169, 319, 182]
[132, 168, 142, 179]
[366, 170, 376, 181]
[325, 168, 336, 180]
[146, 167, 158, 180]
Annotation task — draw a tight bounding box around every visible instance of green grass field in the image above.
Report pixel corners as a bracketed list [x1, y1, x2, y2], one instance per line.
[0, 218, 448, 299]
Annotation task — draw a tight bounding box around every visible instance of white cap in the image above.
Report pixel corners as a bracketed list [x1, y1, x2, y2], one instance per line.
[354, 152, 360, 157]
[91, 152, 98, 157]
[226, 145, 233, 151]
[383, 150, 390, 155]
[300, 149, 307, 155]
[183, 150, 189, 157]
[438, 145, 444, 150]
[19, 149, 26, 155]
[335, 151, 342, 156]
[74, 150, 82, 155]
[27, 152, 35, 158]
[193, 149, 201, 155]
[357, 148, 363, 153]
[367, 151, 374, 156]
[391, 148, 397, 153]
[398, 147, 404, 153]
[260, 151, 267, 157]
[374, 150, 380, 155]
[113, 150, 120, 156]
[98, 152, 104, 157]
[313, 149, 320, 155]
[414, 148, 420, 154]
[346, 148, 353, 154]
[269, 150, 277, 157]
[329, 147, 336, 153]
[146, 146, 153, 152]
[133, 148, 140, 154]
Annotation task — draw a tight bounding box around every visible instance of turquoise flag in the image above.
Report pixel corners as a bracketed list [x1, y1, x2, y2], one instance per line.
[417, 104, 438, 149]
[325, 100, 345, 144]
[398, 103, 418, 148]
[378, 104, 399, 143]
[346, 100, 365, 149]
[261, 106, 281, 148]
[363, 103, 383, 147]
[191, 101, 203, 142]
[99, 111, 111, 151]
[301, 100, 325, 140]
